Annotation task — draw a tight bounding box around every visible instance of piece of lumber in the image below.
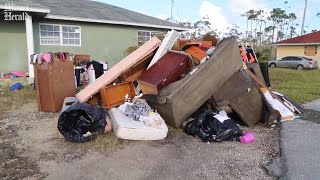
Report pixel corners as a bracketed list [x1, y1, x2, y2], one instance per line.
[76, 37, 161, 102]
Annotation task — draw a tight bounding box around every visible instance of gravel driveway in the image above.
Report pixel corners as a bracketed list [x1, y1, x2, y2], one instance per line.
[0, 99, 279, 180]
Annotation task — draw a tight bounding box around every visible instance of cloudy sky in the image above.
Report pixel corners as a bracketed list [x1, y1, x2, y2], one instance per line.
[98, 0, 319, 33]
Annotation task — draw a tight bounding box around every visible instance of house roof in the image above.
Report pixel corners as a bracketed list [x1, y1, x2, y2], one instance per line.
[0, 0, 50, 13]
[274, 31, 320, 45]
[0, 0, 188, 30]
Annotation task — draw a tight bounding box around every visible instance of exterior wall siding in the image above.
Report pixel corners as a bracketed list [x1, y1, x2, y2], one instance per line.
[0, 21, 28, 73]
[0, 18, 169, 74]
[277, 46, 320, 62]
[276, 45, 320, 68]
[33, 19, 167, 67]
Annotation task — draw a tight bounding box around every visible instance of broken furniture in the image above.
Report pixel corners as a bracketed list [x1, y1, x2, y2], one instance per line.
[213, 70, 267, 127]
[202, 33, 218, 46]
[100, 81, 136, 109]
[246, 63, 267, 86]
[34, 56, 76, 112]
[177, 40, 213, 51]
[74, 54, 91, 66]
[146, 37, 243, 127]
[76, 37, 161, 102]
[112, 52, 155, 84]
[108, 108, 168, 140]
[138, 51, 193, 95]
[147, 30, 180, 69]
[185, 46, 208, 65]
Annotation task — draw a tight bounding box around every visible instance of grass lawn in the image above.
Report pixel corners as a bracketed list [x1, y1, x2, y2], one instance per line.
[269, 68, 320, 104]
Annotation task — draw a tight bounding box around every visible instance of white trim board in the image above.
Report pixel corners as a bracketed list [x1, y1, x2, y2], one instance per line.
[45, 14, 190, 31]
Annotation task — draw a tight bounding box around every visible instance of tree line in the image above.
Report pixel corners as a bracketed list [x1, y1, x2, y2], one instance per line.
[167, 3, 318, 61]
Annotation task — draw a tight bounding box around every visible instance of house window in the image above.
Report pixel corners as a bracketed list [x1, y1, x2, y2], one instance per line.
[40, 24, 81, 46]
[137, 30, 163, 46]
[304, 46, 317, 56]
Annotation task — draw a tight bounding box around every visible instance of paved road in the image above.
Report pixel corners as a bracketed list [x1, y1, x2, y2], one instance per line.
[280, 99, 320, 180]
[303, 98, 320, 112]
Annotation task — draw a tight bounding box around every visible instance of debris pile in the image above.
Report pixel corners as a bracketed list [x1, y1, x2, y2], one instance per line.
[32, 30, 301, 143]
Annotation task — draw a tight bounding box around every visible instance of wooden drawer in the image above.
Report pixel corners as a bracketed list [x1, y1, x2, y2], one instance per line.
[185, 46, 208, 65]
[99, 82, 136, 109]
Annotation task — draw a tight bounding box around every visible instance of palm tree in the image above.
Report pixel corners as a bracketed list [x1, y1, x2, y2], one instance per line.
[269, 8, 287, 42]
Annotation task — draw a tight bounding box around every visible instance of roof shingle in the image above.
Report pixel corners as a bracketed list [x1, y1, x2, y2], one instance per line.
[274, 31, 320, 45]
[0, 0, 186, 30]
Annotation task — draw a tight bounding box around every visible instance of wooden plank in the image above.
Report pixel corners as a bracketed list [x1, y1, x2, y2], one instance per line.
[76, 37, 161, 102]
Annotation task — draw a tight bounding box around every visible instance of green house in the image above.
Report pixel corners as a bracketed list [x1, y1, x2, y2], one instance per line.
[0, 0, 186, 78]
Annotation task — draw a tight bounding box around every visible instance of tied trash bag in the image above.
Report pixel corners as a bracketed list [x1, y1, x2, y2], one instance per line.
[58, 103, 106, 143]
[185, 111, 243, 142]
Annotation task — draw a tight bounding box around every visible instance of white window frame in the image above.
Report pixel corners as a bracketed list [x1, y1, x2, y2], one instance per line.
[137, 30, 163, 46]
[39, 23, 81, 46]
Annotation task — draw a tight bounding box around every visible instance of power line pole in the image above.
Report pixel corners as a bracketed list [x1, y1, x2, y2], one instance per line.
[301, 0, 308, 35]
[171, 0, 174, 22]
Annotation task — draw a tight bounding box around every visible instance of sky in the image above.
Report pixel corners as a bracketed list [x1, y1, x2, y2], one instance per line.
[97, 0, 319, 34]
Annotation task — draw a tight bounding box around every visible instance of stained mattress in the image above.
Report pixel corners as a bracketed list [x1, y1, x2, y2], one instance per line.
[107, 108, 168, 140]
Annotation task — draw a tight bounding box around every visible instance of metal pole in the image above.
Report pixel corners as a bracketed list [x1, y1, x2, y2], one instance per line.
[301, 0, 308, 35]
[171, 0, 174, 22]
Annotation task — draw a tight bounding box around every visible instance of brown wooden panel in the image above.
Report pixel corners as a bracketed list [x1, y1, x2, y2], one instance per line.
[138, 51, 192, 95]
[112, 52, 154, 84]
[74, 54, 91, 65]
[34, 58, 76, 112]
[190, 40, 212, 47]
[100, 82, 136, 109]
[185, 46, 207, 65]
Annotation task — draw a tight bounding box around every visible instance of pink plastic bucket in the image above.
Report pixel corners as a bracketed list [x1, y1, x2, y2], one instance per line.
[240, 132, 255, 144]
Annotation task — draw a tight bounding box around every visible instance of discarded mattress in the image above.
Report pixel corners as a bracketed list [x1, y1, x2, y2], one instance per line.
[146, 37, 244, 127]
[107, 108, 168, 140]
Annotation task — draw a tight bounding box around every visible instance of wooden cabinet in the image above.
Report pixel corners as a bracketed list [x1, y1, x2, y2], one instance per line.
[138, 51, 192, 95]
[34, 58, 76, 112]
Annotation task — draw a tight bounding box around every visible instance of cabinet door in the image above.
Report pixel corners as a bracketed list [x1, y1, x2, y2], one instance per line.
[34, 63, 55, 112]
[51, 60, 77, 112]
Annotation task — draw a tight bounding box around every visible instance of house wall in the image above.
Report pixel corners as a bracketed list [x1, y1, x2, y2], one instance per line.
[276, 45, 320, 68]
[0, 21, 28, 73]
[33, 19, 168, 66]
[0, 18, 169, 74]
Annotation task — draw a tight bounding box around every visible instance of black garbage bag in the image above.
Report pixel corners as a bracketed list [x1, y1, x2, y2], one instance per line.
[185, 111, 243, 142]
[58, 103, 106, 143]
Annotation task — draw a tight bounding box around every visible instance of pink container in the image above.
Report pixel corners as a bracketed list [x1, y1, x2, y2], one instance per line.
[240, 132, 255, 144]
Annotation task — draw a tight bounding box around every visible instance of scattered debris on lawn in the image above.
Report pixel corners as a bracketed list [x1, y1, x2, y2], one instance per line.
[20, 30, 303, 144]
